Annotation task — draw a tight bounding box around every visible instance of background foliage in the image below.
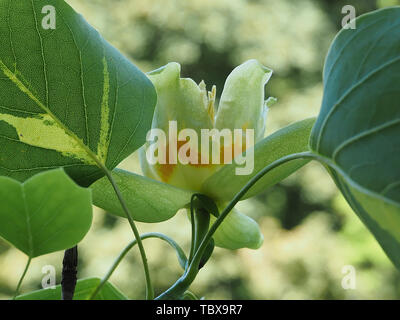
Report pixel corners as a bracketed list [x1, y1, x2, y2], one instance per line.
[1, 0, 400, 299]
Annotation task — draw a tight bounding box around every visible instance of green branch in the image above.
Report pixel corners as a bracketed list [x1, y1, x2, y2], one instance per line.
[13, 257, 32, 300]
[103, 169, 154, 300]
[89, 232, 187, 300]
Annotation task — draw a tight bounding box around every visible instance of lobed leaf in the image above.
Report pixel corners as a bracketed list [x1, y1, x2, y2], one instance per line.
[310, 7, 400, 267]
[0, 0, 156, 186]
[0, 169, 92, 257]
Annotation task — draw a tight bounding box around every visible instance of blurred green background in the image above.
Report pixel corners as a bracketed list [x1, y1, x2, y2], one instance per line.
[1, 0, 400, 299]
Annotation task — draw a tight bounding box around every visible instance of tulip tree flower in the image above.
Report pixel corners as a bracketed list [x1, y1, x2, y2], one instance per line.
[139, 60, 274, 250]
[93, 60, 314, 252]
[90, 56, 315, 299]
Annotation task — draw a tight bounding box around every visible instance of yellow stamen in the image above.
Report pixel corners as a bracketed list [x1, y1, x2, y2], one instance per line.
[207, 85, 216, 124]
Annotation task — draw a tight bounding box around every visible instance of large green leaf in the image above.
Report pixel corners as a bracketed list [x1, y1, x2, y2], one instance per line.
[15, 277, 127, 300]
[90, 169, 193, 222]
[309, 7, 400, 267]
[0, 169, 92, 257]
[0, 0, 156, 186]
[202, 118, 315, 201]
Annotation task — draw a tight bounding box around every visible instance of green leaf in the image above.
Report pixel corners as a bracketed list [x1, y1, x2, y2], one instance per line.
[211, 207, 263, 250]
[15, 277, 127, 300]
[202, 118, 315, 201]
[90, 169, 193, 222]
[0, 169, 92, 257]
[309, 8, 400, 267]
[0, 0, 156, 187]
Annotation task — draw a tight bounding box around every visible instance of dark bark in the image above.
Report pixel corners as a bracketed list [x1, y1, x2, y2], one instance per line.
[61, 246, 78, 300]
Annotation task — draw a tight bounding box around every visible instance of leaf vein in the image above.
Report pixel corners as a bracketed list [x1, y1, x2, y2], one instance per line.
[316, 55, 400, 151]
[31, 0, 49, 108]
[60, 14, 91, 146]
[332, 118, 400, 161]
[21, 186, 34, 257]
[110, 86, 145, 168]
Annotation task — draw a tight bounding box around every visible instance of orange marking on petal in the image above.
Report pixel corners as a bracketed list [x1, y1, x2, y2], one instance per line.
[220, 142, 247, 164]
[154, 141, 178, 183]
[157, 162, 176, 183]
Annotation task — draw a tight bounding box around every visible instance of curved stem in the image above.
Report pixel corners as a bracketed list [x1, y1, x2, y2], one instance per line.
[192, 152, 315, 268]
[156, 151, 315, 299]
[13, 257, 32, 299]
[103, 169, 154, 300]
[188, 194, 197, 264]
[89, 232, 187, 300]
